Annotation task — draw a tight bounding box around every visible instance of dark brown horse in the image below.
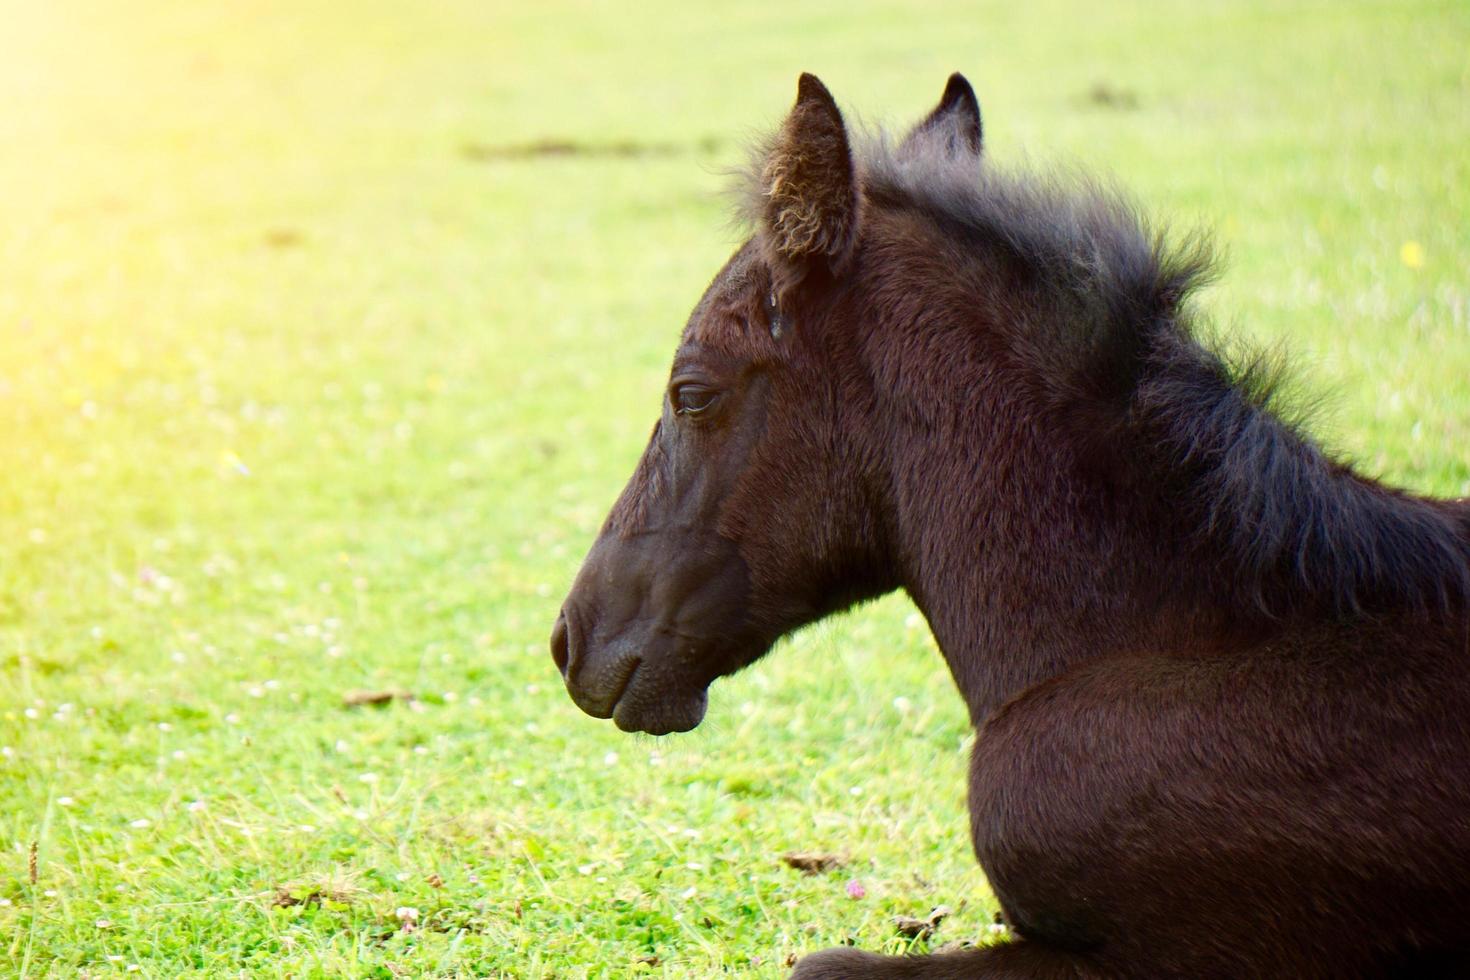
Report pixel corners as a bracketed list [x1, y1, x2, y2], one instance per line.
[550, 74, 1470, 977]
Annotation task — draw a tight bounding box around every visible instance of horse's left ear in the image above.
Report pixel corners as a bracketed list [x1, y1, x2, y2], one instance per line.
[759, 73, 860, 274]
[900, 72, 983, 159]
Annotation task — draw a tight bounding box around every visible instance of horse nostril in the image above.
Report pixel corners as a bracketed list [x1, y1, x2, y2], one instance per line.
[550, 611, 571, 676]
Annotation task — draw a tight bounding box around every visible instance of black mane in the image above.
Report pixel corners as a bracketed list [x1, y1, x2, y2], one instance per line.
[776, 134, 1470, 619]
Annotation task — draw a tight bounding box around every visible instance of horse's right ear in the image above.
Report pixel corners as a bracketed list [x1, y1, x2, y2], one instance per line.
[900, 72, 983, 159]
[758, 73, 859, 275]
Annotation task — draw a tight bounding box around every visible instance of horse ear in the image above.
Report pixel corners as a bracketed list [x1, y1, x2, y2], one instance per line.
[900, 72, 983, 159]
[758, 73, 859, 273]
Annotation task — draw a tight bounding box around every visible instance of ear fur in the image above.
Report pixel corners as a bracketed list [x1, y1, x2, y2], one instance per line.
[758, 73, 860, 275]
[900, 72, 983, 159]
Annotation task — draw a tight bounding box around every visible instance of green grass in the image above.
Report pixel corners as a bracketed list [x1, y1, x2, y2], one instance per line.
[1, 0, 1467, 975]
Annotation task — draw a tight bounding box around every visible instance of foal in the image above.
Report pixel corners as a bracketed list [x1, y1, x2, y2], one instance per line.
[552, 74, 1470, 977]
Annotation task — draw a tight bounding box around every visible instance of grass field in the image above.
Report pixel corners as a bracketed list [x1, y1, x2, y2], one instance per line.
[2, 1, 1467, 975]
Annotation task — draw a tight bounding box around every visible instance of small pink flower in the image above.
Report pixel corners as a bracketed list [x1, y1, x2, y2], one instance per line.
[845, 880, 866, 900]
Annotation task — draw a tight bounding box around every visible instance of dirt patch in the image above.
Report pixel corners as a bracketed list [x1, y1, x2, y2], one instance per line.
[264, 228, 305, 249]
[1085, 81, 1140, 110]
[781, 852, 845, 875]
[342, 689, 414, 708]
[893, 905, 951, 940]
[460, 136, 723, 162]
[272, 869, 368, 908]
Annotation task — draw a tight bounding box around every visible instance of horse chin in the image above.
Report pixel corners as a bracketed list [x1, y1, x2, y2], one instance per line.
[612, 683, 709, 736]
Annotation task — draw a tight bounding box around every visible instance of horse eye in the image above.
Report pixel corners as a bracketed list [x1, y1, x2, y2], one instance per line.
[674, 384, 718, 416]
[765, 292, 786, 339]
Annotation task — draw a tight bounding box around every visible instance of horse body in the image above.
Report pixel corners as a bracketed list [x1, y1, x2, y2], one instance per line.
[968, 626, 1470, 978]
[552, 73, 1470, 976]
[827, 208, 1470, 973]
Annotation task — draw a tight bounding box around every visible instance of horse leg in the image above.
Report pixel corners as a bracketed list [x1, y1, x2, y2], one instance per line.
[790, 940, 1107, 979]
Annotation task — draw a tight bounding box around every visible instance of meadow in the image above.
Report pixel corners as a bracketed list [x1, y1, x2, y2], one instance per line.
[1, 1, 1467, 975]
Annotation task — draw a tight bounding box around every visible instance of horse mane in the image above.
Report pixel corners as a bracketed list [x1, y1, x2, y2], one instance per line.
[742, 132, 1470, 619]
[1132, 332, 1470, 619]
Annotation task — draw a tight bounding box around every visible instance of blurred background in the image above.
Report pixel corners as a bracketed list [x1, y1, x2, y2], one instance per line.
[2, 1, 1467, 975]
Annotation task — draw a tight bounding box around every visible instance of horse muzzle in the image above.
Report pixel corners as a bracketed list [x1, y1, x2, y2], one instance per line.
[550, 606, 710, 735]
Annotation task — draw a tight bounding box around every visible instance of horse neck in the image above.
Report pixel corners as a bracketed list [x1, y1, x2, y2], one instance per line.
[877, 327, 1470, 726]
[885, 398, 1197, 724]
